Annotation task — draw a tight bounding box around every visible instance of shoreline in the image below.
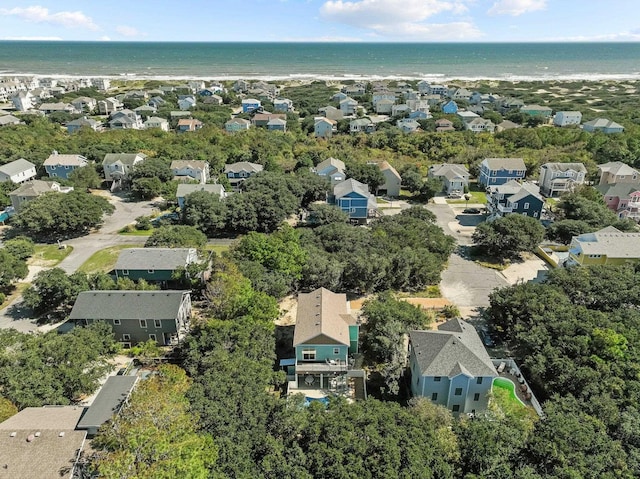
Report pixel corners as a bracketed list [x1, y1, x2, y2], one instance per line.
[2, 72, 640, 83]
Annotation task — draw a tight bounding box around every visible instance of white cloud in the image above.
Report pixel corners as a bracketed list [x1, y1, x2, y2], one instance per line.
[0, 6, 98, 30]
[319, 0, 480, 39]
[277, 35, 366, 42]
[545, 31, 640, 42]
[100, 36, 111, 41]
[116, 25, 144, 37]
[488, 0, 546, 16]
[1, 36, 63, 41]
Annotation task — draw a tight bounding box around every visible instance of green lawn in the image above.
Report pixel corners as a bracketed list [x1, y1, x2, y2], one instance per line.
[492, 378, 539, 423]
[204, 244, 231, 256]
[77, 244, 143, 274]
[29, 245, 73, 267]
[446, 191, 488, 204]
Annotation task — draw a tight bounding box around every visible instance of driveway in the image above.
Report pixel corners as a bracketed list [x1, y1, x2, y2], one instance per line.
[427, 202, 509, 318]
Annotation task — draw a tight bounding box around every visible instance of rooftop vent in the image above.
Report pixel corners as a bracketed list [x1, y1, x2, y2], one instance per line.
[58, 432, 65, 437]
[26, 434, 34, 442]
[9, 432, 16, 438]
[34, 432, 41, 437]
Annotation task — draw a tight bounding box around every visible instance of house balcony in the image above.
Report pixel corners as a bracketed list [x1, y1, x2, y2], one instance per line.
[497, 204, 513, 214]
[294, 360, 351, 375]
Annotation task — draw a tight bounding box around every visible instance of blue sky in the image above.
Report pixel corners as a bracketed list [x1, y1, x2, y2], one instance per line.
[0, 1, 638, 42]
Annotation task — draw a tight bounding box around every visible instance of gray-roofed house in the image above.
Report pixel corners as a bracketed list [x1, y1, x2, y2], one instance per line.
[428, 163, 470, 194]
[9, 180, 73, 211]
[0, 405, 87, 479]
[312, 157, 346, 184]
[331, 178, 377, 222]
[225, 118, 251, 132]
[567, 226, 640, 266]
[143, 116, 169, 131]
[595, 183, 640, 219]
[314, 117, 337, 139]
[409, 318, 497, 414]
[539, 162, 587, 197]
[486, 180, 544, 220]
[478, 157, 526, 187]
[583, 118, 624, 134]
[66, 116, 100, 134]
[378, 161, 402, 197]
[0, 114, 22, 127]
[176, 183, 226, 208]
[69, 290, 192, 347]
[76, 376, 138, 437]
[170, 160, 210, 184]
[43, 152, 89, 180]
[349, 117, 375, 134]
[597, 161, 640, 186]
[102, 152, 147, 184]
[224, 161, 263, 189]
[112, 248, 201, 284]
[0, 158, 36, 184]
[290, 287, 359, 392]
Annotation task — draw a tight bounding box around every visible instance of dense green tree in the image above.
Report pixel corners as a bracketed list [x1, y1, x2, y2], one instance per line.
[0, 248, 28, 291]
[306, 203, 349, 226]
[545, 218, 593, 244]
[130, 157, 173, 182]
[90, 365, 216, 479]
[400, 166, 424, 193]
[67, 164, 102, 189]
[3, 236, 35, 261]
[181, 190, 228, 236]
[345, 162, 385, 193]
[12, 190, 114, 239]
[472, 215, 545, 258]
[145, 225, 207, 248]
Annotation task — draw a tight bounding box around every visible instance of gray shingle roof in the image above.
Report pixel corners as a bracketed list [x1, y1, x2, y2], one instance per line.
[170, 160, 207, 171]
[43, 153, 87, 167]
[176, 183, 225, 198]
[315, 157, 345, 174]
[333, 178, 371, 199]
[69, 291, 188, 321]
[584, 118, 624, 130]
[541, 162, 587, 173]
[573, 227, 640, 258]
[482, 158, 526, 171]
[76, 376, 138, 431]
[113, 248, 197, 271]
[595, 183, 640, 198]
[598, 161, 639, 177]
[9, 180, 57, 198]
[430, 163, 469, 181]
[410, 318, 497, 378]
[224, 161, 263, 174]
[293, 287, 355, 347]
[0, 158, 35, 177]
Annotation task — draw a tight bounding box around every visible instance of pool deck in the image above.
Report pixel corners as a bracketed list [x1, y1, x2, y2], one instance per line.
[492, 359, 545, 417]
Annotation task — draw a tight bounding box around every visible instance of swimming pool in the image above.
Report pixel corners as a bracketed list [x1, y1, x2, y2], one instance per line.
[493, 377, 527, 407]
[304, 396, 330, 407]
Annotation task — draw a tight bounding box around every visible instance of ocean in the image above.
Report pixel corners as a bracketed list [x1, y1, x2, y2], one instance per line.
[1, 41, 640, 82]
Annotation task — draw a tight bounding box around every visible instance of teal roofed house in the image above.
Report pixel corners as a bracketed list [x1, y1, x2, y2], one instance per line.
[290, 288, 360, 393]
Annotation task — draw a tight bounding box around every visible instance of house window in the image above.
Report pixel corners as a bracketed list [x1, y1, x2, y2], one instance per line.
[474, 393, 480, 401]
[302, 349, 316, 360]
[333, 348, 340, 355]
[512, 202, 518, 209]
[122, 334, 130, 341]
[149, 334, 157, 341]
[454, 388, 462, 396]
[431, 392, 438, 401]
[524, 203, 530, 209]
[113, 319, 121, 326]
[121, 269, 129, 275]
[139, 319, 147, 328]
[154, 319, 161, 328]
[434, 376, 441, 382]
[476, 377, 483, 385]
[122, 342, 131, 349]
[452, 405, 460, 412]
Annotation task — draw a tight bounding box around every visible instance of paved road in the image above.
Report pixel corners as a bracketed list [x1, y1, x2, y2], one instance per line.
[427, 202, 509, 317]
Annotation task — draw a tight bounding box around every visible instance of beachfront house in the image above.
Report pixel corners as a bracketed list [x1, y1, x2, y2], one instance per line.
[69, 290, 192, 347]
[43, 152, 89, 180]
[478, 157, 526, 188]
[428, 163, 470, 195]
[0, 158, 36, 184]
[539, 162, 587, 197]
[289, 287, 359, 392]
[409, 318, 497, 415]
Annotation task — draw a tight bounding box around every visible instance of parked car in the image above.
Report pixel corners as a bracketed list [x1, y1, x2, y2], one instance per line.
[462, 207, 481, 214]
[479, 329, 495, 348]
[446, 193, 462, 199]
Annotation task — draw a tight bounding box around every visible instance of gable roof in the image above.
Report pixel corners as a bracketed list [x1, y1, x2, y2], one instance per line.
[333, 178, 371, 199]
[482, 157, 526, 171]
[410, 318, 497, 378]
[595, 183, 640, 198]
[541, 162, 587, 173]
[69, 291, 188, 321]
[573, 227, 640, 258]
[315, 157, 345, 174]
[598, 161, 639, 177]
[224, 161, 263, 174]
[379, 161, 400, 179]
[430, 163, 469, 180]
[114, 248, 197, 271]
[43, 153, 87, 167]
[293, 287, 355, 347]
[9, 180, 58, 197]
[170, 160, 207, 171]
[0, 114, 21, 126]
[176, 183, 225, 198]
[102, 153, 147, 166]
[507, 183, 543, 204]
[0, 158, 35, 176]
[583, 118, 624, 130]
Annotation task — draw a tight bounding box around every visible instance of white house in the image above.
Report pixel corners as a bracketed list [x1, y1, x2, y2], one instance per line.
[553, 111, 582, 127]
[0, 158, 37, 184]
[144, 116, 170, 131]
[102, 153, 147, 183]
[428, 164, 470, 195]
[539, 162, 587, 197]
[170, 160, 210, 184]
[11, 91, 33, 111]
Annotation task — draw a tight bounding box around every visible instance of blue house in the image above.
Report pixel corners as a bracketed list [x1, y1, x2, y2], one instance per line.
[486, 181, 544, 220]
[289, 287, 359, 392]
[409, 110, 429, 120]
[43, 152, 89, 180]
[331, 178, 377, 223]
[241, 98, 261, 113]
[478, 157, 527, 188]
[442, 100, 458, 114]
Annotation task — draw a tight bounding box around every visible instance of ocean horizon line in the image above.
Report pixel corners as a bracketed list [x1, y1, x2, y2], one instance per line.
[2, 40, 640, 45]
